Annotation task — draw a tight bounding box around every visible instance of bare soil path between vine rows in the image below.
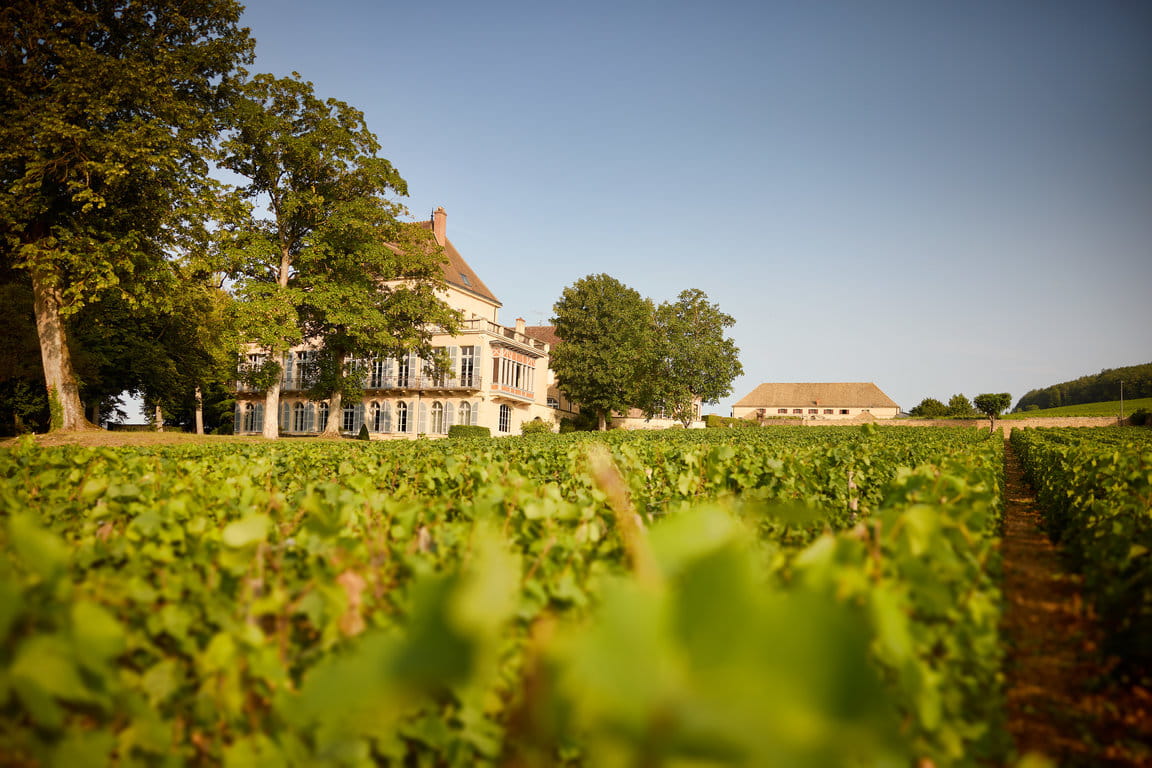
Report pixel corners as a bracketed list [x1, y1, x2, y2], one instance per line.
[1000, 438, 1151, 767]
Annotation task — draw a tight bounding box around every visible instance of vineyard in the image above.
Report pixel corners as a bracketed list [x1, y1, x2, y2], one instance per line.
[1010, 427, 1152, 675]
[0, 425, 1141, 766]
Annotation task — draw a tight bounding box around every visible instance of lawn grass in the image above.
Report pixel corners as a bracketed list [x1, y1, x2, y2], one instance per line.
[1004, 397, 1152, 419]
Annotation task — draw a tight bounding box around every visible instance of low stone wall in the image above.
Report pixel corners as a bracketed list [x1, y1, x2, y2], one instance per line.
[994, 416, 1123, 437]
[754, 416, 1124, 436]
[859, 416, 1120, 436]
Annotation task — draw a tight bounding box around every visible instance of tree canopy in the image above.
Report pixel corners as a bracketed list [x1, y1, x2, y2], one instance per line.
[220, 73, 457, 437]
[973, 393, 1012, 431]
[909, 398, 948, 419]
[550, 274, 655, 431]
[910, 394, 976, 419]
[0, 0, 253, 429]
[638, 289, 743, 427]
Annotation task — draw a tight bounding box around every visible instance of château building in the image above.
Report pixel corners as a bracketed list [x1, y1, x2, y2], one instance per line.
[234, 208, 555, 437]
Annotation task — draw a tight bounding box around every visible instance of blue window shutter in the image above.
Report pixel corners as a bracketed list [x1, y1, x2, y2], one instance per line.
[445, 401, 455, 428]
[355, 402, 365, 432]
[307, 403, 315, 432]
[382, 401, 392, 432]
[418, 402, 427, 433]
[255, 403, 265, 432]
[285, 355, 294, 389]
[280, 402, 289, 431]
[471, 401, 480, 426]
[385, 357, 395, 386]
[234, 404, 241, 434]
[449, 346, 459, 384]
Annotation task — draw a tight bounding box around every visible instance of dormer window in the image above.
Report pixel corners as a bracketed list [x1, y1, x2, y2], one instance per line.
[459, 272, 472, 287]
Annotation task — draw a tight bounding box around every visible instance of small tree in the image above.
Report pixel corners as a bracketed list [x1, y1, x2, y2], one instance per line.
[909, 398, 948, 418]
[973, 393, 1012, 432]
[946, 394, 975, 418]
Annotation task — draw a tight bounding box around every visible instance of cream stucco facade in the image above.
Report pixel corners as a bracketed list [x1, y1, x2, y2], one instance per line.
[731, 382, 900, 422]
[235, 208, 556, 438]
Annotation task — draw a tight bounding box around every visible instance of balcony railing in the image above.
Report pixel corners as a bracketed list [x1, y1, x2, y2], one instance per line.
[456, 318, 549, 353]
[365, 375, 483, 391]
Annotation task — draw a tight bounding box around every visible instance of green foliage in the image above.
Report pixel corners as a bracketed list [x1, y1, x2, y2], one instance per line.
[973, 393, 1012, 429]
[910, 397, 949, 418]
[1015, 362, 1152, 411]
[220, 73, 458, 426]
[0, 0, 254, 427]
[1002, 397, 1152, 420]
[550, 274, 655, 430]
[1012, 427, 1152, 674]
[356, 423, 370, 441]
[448, 424, 490, 438]
[47, 387, 63, 431]
[947, 394, 976, 417]
[705, 414, 759, 428]
[0, 428, 1008, 765]
[1130, 408, 1150, 426]
[519, 419, 553, 436]
[637, 289, 743, 426]
[0, 379, 48, 436]
[912, 395, 979, 419]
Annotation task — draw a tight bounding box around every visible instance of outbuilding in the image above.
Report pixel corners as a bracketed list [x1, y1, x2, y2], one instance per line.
[731, 382, 900, 421]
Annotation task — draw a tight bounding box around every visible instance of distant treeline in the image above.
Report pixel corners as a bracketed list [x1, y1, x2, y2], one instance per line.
[1015, 362, 1152, 411]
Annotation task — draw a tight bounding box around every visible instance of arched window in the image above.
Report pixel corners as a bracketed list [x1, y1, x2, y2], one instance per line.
[458, 401, 471, 426]
[318, 402, 329, 431]
[369, 401, 381, 432]
[343, 403, 356, 433]
[430, 401, 445, 434]
[292, 402, 306, 432]
[396, 401, 409, 433]
[498, 404, 511, 433]
[243, 403, 256, 432]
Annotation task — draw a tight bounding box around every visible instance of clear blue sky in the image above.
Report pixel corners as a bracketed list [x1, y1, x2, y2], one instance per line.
[235, 0, 1152, 414]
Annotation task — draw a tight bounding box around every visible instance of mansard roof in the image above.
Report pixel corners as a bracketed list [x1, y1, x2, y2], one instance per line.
[734, 382, 899, 409]
[412, 218, 501, 307]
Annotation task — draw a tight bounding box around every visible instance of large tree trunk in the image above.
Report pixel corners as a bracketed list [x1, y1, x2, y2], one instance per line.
[194, 386, 205, 435]
[597, 410, 608, 431]
[30, 269, 90, 431]
[321, 389, 343, 437]
[154, 404, 164, 432]
[263, 378, 281, 439]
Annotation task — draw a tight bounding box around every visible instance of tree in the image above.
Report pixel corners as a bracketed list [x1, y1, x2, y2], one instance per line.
[296, 222, 459, 437]
[909, 397, 948, 418]
[220, 73, 453, 438]
[0, 276, 48, 434]
[0, 0, 253, 430]
[637, 289, 743, 427]
[550, 274, 655, 431]
[946, 394, 975, 418]
[973, 393, 1012, 432]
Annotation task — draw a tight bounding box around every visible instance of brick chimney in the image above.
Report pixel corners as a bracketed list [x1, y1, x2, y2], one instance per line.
[515, 317, 525, 335]
[432, 206, 447, 246]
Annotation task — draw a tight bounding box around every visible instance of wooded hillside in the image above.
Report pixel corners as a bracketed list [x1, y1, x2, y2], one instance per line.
[1015, 362, 1152, 411]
